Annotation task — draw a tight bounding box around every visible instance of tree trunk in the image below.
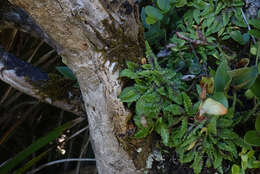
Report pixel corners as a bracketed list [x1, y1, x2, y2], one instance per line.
[7, 0, 144, 173]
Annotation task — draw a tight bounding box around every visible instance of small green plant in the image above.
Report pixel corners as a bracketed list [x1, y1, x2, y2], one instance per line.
[232, 148, 260, 174]
[244, 115, 260, 146]
[120, 0, 260, 173]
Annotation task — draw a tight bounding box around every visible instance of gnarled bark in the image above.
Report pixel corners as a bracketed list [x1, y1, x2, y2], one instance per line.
[7, 0, 144, 173]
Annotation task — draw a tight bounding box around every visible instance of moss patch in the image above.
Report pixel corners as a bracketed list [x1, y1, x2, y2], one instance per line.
[31, 74, 76, 101]
[100, 19, 144, 72]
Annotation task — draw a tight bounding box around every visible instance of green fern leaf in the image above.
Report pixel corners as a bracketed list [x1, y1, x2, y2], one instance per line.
[182, 92, 193, 115]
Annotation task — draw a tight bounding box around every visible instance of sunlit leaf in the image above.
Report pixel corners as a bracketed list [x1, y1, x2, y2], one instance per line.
[200, 98, 227, 115]
[231, 164, 241, 174]
[211, 92, 228, 108]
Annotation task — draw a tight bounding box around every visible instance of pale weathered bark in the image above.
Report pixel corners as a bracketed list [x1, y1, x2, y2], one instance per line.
[7, 0, 144, 173]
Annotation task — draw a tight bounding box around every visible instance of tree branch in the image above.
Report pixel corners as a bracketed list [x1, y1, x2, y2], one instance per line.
[0, 0, 59, 51]
[0, 47, 85, 116]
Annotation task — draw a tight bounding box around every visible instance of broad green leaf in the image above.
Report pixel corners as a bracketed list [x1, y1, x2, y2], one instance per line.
[211, 92, 228, 108]
[175, 0, 187, 7]
[157, 0, 170, 12]
[145, 6, 163, 21]
[56, 66, 76, 80]
[189, 62, 201, 74]
[214, 62, 231, 92]
[222, 11, 232, 27]
[244, 130, 260, 146]
[155, 118, 169, 145]
[145, 16, 158, 25]
[250, 19, 260, 30]
[229, 66, 258, 89]
[230, 30, 247, 45]
[0, 121, 72, 173]
[136, 92, 161, 118]
[200, 98, 227, 116]
[250, 77, 260, 98]
[120, 69, 138, 79]
[249, 29, 260, 38]
[255, 115, 260, 132]
[231, 164, 241, 174]
[119, 87, 140, 102]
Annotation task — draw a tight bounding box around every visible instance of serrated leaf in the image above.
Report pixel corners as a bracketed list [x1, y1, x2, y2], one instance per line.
[244, 130, 260, 146]
[200, 98, 227, 116]
[120, 69, 138, 79]
[219, 129, 239, 140]
[182, 150, 195, 163]
[134, 128, 150, 138]
[136, 92, 161, 118]
[249, 29, 260, 38]
[213, 150, 223, 169]
[191, 152, 203, 174]
[164, 104, 182, 115]
[126, 61, 139, 71]
[119, 87, 140, 102]
[182, 92, 193, 115]
[218, 118, 233, 128]
[56, 66, 76, 80]
[250, 19, 260, 30]
[193, 9, 200, 24]
[208, 116, 217, 135]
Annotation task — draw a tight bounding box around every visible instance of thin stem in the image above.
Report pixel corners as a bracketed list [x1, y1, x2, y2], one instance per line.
[28, 158, 96, 174]
[240, 8, 256, 45]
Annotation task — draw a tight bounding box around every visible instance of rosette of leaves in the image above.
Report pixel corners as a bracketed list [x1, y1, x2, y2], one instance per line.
[169, 115, 250, 174]
[119, 42, 190, 144]
[232, 148, 260, 174]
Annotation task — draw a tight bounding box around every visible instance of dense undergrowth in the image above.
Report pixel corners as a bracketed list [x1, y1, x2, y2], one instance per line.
[119, 0, 260, 173]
